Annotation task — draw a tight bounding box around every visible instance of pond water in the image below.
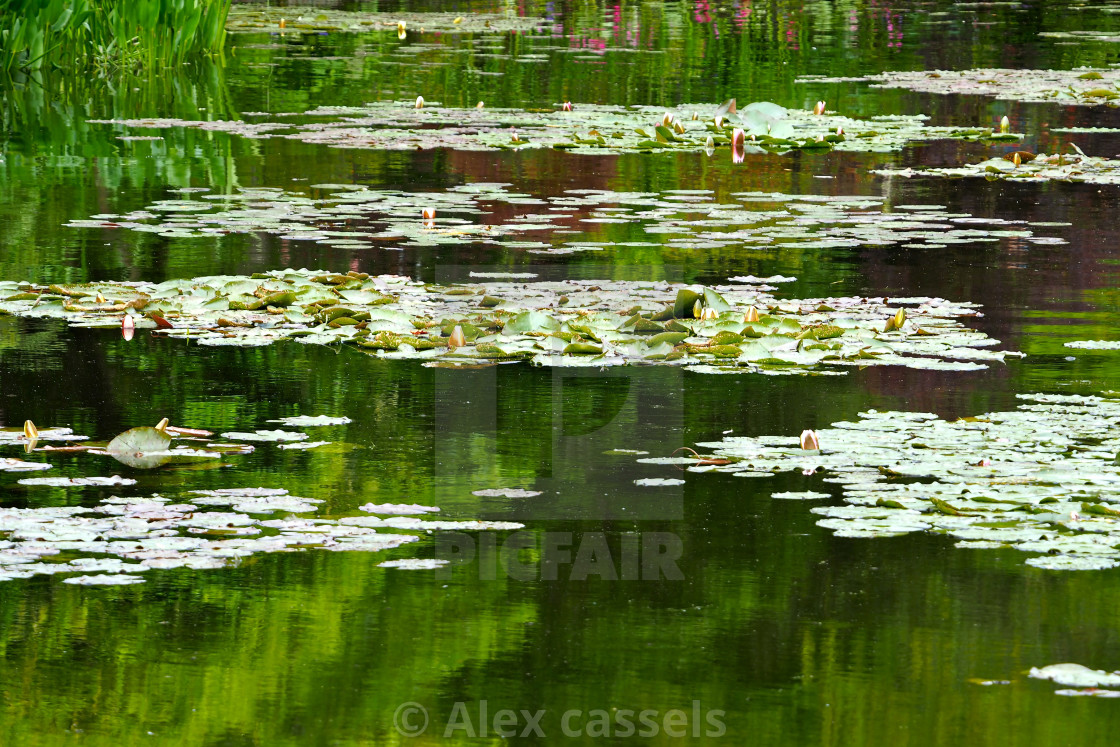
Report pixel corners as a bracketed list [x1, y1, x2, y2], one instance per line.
[4, 0, 1120, 743]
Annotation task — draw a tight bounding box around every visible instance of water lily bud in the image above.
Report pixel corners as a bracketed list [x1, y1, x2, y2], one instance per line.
[662, 112, 674, 127]
[155, 417, 169, 433]
[1000, 115, 1010, 134]
[693, 299, 704, 319]
[744, 306, 760, 323]
[476, 101, 484, 109]
[1070, 510, 1081, 522]
[415, 95, 424, 109]
[836, 125, 844, 136]
[814, 100, 826, 115]
[562, 101, 573, 111]
[397, 21, 407, 38]
[714, 114, 725, 128]
[448, 325, 466, 349]
[279, 18, 286, 29]
[800, 429, 821, 450]
[673, 120, 686, 135]
[691, 112, 699, 121]
[704, 135, 715, 155]
[23, 420, 38, 441]
[884, 307, 907, 332]
[96, 291, 106, 303]
[731, 128, 745, 148]
[699, 306, 718, 321]
[453, 16, 463, 23]
[122, 313, 135, 341]
[1012, 151, 1021, 167]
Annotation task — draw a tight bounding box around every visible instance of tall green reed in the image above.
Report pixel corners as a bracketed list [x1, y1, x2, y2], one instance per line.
[0, 0, 231, 74]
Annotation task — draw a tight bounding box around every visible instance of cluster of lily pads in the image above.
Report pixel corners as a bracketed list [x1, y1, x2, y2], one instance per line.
[0, 270, 1019, 374]
[226, 5, 547, 35]
[88, 98, 1019, 156]
[0, 418, 522, 585]
[688, 393, 1120, 570]
[65, 184, 1058, 254]
[799, 67, 1120, 106]
[0, 488, 520, 585]
[875, 145, 1120, 185]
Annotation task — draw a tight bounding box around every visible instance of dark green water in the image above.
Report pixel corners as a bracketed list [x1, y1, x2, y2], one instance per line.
[4, 0, 1120, 743]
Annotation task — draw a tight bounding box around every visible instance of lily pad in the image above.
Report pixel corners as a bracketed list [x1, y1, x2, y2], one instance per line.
[378, 558, 450, 570]
[1029, 663, 1120, 688]
[105, 427, 173, 469]
[267, 415, 352, 426]
[470, 488, 543, 498]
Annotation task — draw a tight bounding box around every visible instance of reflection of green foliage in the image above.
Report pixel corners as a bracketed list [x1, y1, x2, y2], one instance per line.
[0, 0, 230, 74]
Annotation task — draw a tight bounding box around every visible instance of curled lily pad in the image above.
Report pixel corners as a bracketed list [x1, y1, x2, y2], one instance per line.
[1029, 664, 1120, 688]
[0, 458, 52, 473]
[219, 430, 309, 442]
[62, 574, 146, 586]
[17, 476, 136, 487]
[470, 489, 542, 498]
[378, 558, 450, 570]
[267, 415, 352, 426]
[359, 503, 440, 515]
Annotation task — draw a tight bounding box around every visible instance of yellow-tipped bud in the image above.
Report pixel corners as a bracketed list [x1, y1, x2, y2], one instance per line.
[673, 120, 686, 135]
[476, 101, 484, 109]
[448, 325, 466, 349]
[1012, 151, 1021, 167]
[1000, 115, 1010, 134]
[661, 112, 674, 127]
[95, 291, 106, 303]
[415, 95, 424, 109]
[699, 306, 718, 321]
[279, 18, 286, 29]
[155, 417, 169, 433]
[23, 420, 38, 441]
[744, 306, 760, 323]
[693, 299, 704, 319]
[800, 429, 821, 450]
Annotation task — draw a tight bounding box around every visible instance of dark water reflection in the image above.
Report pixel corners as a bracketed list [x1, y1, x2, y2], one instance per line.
[4, 0, 1120, 744]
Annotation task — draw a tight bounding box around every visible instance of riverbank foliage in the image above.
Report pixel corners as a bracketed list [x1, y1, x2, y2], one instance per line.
[0, 0, 230, 74]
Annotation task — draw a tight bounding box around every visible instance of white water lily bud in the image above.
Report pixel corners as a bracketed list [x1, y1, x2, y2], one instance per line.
[662, 112, 674, 127]
[814, 100, 826, 115]
[415, 95, 424, 109]
[836, 125, 844, 136]
[476, 101, 484, 109]
[448, 325, 466, 349]
[800, 429, 821, 450]
[744, 306, 760, 323]
[731, 128, 745, 149]
[1000, 115, 1010, 134]
[714, 114, 725, 128]
[673, 120, 686, 135]
[122, 313, 135, 341]
[699, 306, 718, 321]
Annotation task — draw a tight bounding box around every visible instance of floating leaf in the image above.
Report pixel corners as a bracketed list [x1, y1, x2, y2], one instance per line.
[105, 426, 173, 469]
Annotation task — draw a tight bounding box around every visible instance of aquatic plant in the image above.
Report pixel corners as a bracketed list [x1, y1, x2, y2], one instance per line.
[0, 270, 1019, 374]
[0, 0, 231, 74]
